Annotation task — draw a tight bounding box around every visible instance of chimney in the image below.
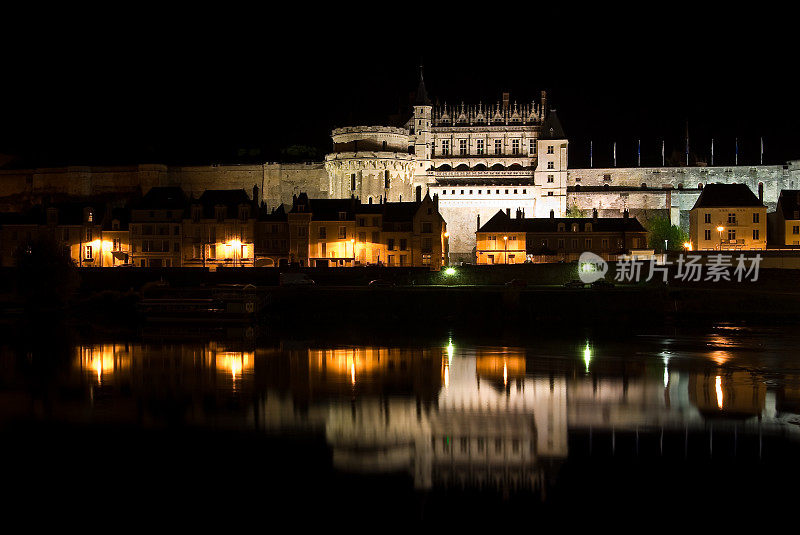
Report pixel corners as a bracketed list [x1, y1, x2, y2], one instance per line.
[593, 208, 598, 219]
[506, 208, 511, 217]
[502, 92, 510, 110]
[549, 209, 554, 219]
[252, 184, 259, 205]
[759, 185, 764, 203]
[477, 214, 481, 231]
[416, 185, 422, 203]
[433, 193, 439, 209]
[623, 209, 629, 219]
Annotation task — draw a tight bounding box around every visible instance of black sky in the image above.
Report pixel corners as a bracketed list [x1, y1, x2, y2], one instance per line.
[1, 8, 795, 169]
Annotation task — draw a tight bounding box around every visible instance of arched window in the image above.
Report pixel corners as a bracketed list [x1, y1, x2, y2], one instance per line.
[473, 163, 487, 171]
[677, 183, 684, 190]
[698, 183, 703, 189]
[437, 164, 451, 171]
[509, 163, 523, 170]
[456, 163, 469, 171]
[571, 223, 579, 232]
[641, 183, 647, 189]
[491, 163, 505, 171]
[603, 184, 610, 190]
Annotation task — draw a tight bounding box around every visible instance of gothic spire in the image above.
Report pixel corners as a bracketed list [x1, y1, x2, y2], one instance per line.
[415, 64, 431, 106]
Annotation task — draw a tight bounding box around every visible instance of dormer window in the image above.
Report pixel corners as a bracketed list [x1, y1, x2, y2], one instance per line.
[112, 219, 120, 231]
[215, 206, 226, 222]
[571, 223, 579, 232]
[558, 223, 565, 232]
[87, 209, 93, 223]
[338, 211, 347, 221]
[585, 223, 592, 232]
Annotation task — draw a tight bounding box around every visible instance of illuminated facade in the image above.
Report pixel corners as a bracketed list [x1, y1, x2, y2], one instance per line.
[182, 188, 257, 269]
[689, 183, 767, 251]
[0, 202, 130, 267]
[287, 190, 446, 268]
[475, 208, 648, 264]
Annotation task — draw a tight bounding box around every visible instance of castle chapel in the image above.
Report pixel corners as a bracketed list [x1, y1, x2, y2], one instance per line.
[325, 69, 568, 262]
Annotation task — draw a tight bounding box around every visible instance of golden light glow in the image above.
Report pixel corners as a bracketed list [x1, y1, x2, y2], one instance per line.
[683, 241, 692, 251]
[715, 375, 724, 409]
[76, 345, 130, 385]
[716, 226, 724, 232]
[215, 351, 253, 386]
[583, 343, 592, 372]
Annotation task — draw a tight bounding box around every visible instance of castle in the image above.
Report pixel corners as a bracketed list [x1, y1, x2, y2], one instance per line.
[2, 69, 799, 263]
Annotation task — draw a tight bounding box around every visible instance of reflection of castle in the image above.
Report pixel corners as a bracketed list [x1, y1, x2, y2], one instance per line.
[4, 338, 800, 494]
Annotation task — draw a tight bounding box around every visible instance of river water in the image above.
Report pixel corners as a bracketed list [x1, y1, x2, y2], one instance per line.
[2, 323, 799, 526]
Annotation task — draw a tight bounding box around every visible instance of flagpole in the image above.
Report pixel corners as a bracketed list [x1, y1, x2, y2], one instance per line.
[613, 142, 616, 167]
[711, 138, 714, 166]
[590, 140, 593, 168]
[638, 139, 641, 167]
[735, 137, 738, 166]
[661, 139, 665, 167]
[760, 137, 764, 165]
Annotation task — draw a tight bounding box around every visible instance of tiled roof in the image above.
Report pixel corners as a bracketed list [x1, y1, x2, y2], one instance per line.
[478, 210, 646, 233]
[691, 183, 762, 209]
[777, 189, 800, 220]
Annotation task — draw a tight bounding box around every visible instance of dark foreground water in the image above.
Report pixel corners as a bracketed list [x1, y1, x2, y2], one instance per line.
[2, 323, 800, 527]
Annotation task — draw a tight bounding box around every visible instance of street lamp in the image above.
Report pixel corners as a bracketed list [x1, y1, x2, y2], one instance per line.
[503, 235, 508, 264]
[350, 238, 355, 266]
[717, 226, 724, 250]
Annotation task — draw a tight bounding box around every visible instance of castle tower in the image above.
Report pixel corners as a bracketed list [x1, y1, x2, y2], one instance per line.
[534, 109, 569, 217]
[411, 66, 434, 188]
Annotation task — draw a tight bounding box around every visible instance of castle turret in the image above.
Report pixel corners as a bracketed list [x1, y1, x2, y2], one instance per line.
[534, 109, 569, 217]
[412, 65, 433, 188]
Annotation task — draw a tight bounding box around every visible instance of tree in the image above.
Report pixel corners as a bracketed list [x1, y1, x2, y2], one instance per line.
[565, 205, 587, 218]
[646, 217, 688, 251]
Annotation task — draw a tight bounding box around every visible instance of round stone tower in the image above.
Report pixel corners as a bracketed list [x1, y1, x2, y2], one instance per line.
[324, 126, 415, 203]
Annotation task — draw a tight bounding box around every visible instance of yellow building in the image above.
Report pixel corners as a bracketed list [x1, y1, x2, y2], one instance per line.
[476, 208, 647, 264]
[0, 202, 130, 267]
[689, 183, 767, 251]
[768, 189, 800, 247]
[182, 189, 257, 269]
[287, 190, 447, 269]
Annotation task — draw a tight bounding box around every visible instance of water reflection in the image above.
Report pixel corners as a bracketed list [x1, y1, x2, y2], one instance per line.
[5, 329, 800, 496]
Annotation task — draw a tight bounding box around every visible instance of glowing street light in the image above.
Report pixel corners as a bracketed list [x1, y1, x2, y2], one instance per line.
[503, 235, 508, 264]
[717, 226, 724, 250]
[683, 241, 692, 251]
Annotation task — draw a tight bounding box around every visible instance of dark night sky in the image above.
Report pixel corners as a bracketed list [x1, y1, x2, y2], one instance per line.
[1, 8, 795, 170]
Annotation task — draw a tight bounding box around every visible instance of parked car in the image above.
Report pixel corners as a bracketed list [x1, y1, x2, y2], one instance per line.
[279, 273, 315, 287]
[564, 279, 586, 288]
[368, 279, 395, 288]
[504, 279, 528, 288]
[591, 279, 615, 289]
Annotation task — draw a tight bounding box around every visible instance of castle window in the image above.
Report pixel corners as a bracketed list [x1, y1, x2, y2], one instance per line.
[384, 170, 390, 189]
[350, 174, 356, 191]
[523, 189, 526, 194]
[728, 229, 736, 241]
[338, 211, 347, 220]
[547, 161, 554, 170]
[512, 139, 520, 155]
[753, 213, 760, 223]
[571, 223, 578, 232]
[753, 229, 760, 240]
[529, 140, 536, 155]
[705, 229, 711, 240]
[558, 223, 565, 232]
[495, 139, 502, 155]
[547, 175, 554, 183]
[547, 145, 554, 154]
[548, 191, 554, 196]
[476, 139, 484, 154]
[727, 213, 736, 224]
[459, 139, 467, 155]
[442, 139, 450, 155]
